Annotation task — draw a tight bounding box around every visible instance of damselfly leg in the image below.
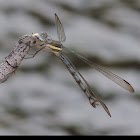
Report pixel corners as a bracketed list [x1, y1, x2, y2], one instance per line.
[24, 46, 46, 59]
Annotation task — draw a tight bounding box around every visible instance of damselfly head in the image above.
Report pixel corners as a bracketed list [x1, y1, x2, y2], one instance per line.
[39, 32, 48, 41]
[39, 32, 52, 43]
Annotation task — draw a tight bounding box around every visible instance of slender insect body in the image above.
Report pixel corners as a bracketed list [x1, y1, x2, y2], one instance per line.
[37, 14, 134, 116]
[59, 53, 99, 108]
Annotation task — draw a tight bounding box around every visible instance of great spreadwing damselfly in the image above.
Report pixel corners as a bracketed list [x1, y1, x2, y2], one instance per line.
[0, 14, 134, 117]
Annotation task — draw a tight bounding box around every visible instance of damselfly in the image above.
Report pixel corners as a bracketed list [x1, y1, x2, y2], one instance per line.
[0, 14, 134, 117]
[38, 14, 135, 117]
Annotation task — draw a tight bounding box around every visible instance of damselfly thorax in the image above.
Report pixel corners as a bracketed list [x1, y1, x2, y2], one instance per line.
[48, 41, 63, 55]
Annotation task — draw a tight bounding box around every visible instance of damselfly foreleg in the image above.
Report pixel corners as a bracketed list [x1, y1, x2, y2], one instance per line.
[24, 46, 46, 59]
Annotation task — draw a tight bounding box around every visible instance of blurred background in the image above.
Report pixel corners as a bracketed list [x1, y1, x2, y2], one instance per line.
[0, 0, 139, 135]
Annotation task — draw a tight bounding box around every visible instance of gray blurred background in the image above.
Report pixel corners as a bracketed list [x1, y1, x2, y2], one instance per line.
[0, 0, 139, 135]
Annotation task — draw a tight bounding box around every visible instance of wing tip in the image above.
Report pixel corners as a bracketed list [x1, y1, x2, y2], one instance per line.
[103, 103, 111, 117]
[130, 87, 135, 93]
[123, 80, 135, 93]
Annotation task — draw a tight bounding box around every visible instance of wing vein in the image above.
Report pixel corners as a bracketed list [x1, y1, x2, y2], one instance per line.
[63, 47, 134, 93]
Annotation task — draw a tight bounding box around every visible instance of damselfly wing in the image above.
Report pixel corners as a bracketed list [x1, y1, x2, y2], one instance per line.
[38, 14, 134, 116]
[54, 14, 134, 93]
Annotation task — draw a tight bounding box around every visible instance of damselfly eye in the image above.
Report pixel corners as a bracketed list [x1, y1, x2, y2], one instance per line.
[46, 36, 52, 43]
[39, 32, 48, 41]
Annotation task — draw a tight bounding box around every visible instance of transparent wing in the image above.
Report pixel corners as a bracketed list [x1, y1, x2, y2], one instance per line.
[59, 52, 111, 117]
[64, 47, 135, 93]
[55, 13, 66, 42]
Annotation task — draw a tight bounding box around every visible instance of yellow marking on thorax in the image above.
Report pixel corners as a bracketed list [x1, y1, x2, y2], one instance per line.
[50, 45, 62, 55]
[52, 51, 59, 55]
[50, 45, 62, 50]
